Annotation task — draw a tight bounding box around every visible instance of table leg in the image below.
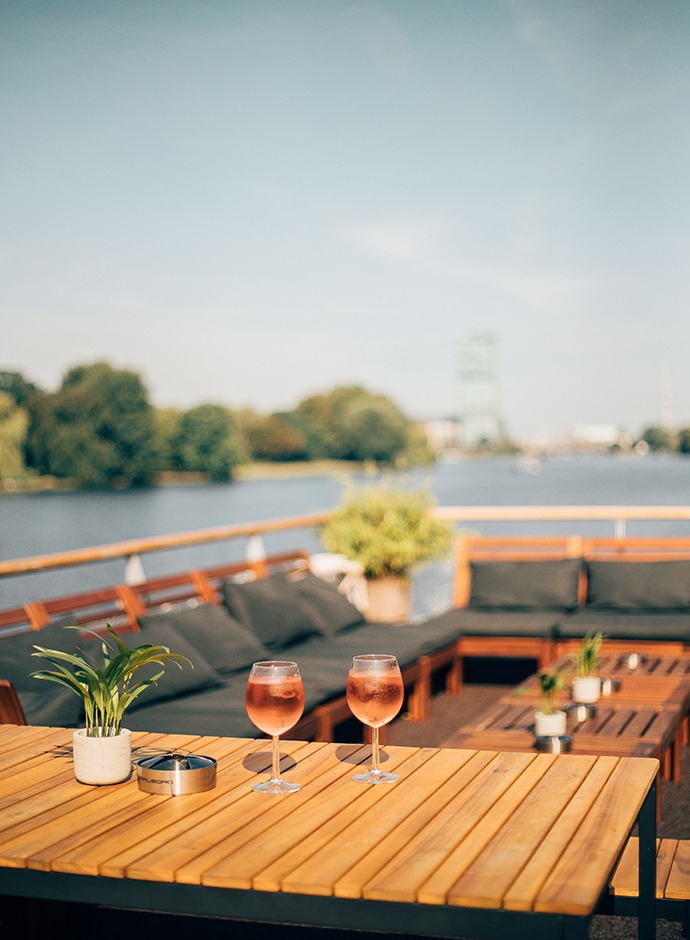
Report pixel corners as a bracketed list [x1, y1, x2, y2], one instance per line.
[638, 775, 657, 939]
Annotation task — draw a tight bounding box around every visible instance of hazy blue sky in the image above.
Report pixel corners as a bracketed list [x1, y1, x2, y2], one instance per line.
[2, 0, 689, 443]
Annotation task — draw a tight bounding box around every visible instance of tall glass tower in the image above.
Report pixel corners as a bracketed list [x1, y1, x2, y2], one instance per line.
[457, 334, 501, 448]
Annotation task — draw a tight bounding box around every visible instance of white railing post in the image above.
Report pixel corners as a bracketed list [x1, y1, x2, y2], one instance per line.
[614, 518, 627, 539]
[124, 553, 146, 585]
[246, 534, 266, 561]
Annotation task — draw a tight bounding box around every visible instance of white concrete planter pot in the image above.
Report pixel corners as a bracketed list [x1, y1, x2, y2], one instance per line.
[73, 728, 132, 785]
[534, 709, 567, 738]
[571, 675, 601, 704]
[365, 576, 411, 624]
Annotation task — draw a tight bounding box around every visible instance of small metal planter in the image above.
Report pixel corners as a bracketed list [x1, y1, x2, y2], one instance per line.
[600, 677, 621, 696]
[136, 752, 217, 795]
[534, 734, 572, 753]
[565, 702, 598, 723]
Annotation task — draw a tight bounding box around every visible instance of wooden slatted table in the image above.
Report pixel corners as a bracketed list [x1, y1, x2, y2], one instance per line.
[0, 724, 658, 940]
[445, 697, 681, 771]
[442, 656, 690, 824]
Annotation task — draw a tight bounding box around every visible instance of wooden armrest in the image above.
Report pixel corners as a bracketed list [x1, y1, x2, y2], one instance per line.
[0, 679, 27, 724]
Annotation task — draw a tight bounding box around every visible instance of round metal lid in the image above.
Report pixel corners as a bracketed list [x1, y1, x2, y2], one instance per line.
[138, 752, 215, 772]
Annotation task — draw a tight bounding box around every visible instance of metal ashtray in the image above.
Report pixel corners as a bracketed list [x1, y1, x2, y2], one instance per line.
[621, 652, 647, 671]
[136, 752, 217, 795]
[534, 734, 572, 754]
[565, 702, 598, 722]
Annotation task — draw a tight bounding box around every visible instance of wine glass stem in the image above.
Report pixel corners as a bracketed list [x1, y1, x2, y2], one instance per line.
[371, 726, 380, 773]
[271, 735, 281, 780]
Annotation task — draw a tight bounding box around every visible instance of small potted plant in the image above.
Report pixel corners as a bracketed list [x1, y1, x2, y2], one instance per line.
[32, 624, 191, 785]
[534, 667, 568, 737]
[570, 632, 604, 705]
[320, 481, 454, 623]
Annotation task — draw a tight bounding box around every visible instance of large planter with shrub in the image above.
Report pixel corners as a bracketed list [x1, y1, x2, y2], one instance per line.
[320, 482, 454, 623]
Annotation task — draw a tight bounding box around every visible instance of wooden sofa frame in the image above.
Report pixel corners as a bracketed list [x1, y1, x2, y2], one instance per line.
[0, 550, 458, 741]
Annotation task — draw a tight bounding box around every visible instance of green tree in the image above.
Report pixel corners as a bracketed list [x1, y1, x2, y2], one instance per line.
[338, 397, 409, 463]
[0, 370, 40, 407]
[639, 426, 676, 452]
[677, 428, 690, 454]
[29, 362, 157, 488]
[236, 409, 308, 462]
[295, 385, 413, 464]
[152, 407, 183, 471]
[173, 403, 245, 481]
[0, 391, 29, 481]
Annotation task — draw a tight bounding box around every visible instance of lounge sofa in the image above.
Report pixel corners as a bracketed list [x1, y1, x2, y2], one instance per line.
[423, 536, 690, 686]
[0, 554, 463, 741]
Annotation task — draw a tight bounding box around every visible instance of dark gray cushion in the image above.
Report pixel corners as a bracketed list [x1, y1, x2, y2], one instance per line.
[288, 571, 364, 636]
[18, 687, 85, 728]
[221, 571, 324, 650]
[469, 559, 582, 609]
[586, 560, 690, 609]
[1, 618, 92, 691]
[443, 607, 563, 638]
[557, 608, 690, 643]
[125, 676, 258, 738]
[125, 620, 225, 711]
[138, 603, 271, 676]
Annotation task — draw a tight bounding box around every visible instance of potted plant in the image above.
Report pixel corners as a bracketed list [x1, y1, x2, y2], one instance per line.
[570, 632, 604, 704]
[32, 624, 191, 785]
[534, 667, 567, 737]
[319, 481, 454, 623]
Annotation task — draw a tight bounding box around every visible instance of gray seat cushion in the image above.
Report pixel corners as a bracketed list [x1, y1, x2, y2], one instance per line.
[124, 676, 258, 738]
[443, 607, 563, 638]
[557, 608, 690, 643]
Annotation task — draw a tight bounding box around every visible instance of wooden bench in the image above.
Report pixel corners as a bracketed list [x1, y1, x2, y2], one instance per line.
[608, 836, 690, 936]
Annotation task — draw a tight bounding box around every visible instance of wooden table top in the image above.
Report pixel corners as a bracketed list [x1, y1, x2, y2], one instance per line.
[0, 723, 659, 934]
[512, 655, 690, 711]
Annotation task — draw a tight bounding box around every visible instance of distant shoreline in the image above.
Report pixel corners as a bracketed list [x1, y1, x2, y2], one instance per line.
[0, 459, 384, 495]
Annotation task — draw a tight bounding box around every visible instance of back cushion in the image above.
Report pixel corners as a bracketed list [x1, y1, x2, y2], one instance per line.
[469, 558, 582, 609]
[586, 560, 690, 609]
[288, 571, 364, 636]
[138, 603, 271, 675]
[123, 620, 225, 710]
[1, 618, 94, 691]
[221, 571, 325, 649]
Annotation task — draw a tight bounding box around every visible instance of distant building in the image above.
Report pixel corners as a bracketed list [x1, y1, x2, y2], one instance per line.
[422, 418, 460, 454]
[570, 424, 632, 451]
[456, 334, 502, 448]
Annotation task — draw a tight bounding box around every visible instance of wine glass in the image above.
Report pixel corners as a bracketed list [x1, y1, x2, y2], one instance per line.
[245, 660, 305, 793]
[346, 654, 404, 784]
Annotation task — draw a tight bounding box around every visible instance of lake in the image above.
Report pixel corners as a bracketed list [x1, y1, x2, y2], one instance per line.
[2, 452, 690, 615]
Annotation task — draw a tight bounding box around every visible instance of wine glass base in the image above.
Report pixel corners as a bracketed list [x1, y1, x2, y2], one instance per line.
[352, 769, 399, 784]
[252, 777, 301, 794]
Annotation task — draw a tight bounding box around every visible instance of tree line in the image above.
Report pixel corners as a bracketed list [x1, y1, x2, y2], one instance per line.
[0, 363, 434, 489]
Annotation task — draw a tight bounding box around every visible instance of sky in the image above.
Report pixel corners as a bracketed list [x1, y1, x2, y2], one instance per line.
[2, 0, 689, 445]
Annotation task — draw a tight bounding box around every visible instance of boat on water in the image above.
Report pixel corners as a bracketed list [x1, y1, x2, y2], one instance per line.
[510, 454, 542, 475]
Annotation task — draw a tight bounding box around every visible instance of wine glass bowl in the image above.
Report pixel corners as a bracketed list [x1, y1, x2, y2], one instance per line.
[346, 654, 404, 783]
[246, 660, 305, 793]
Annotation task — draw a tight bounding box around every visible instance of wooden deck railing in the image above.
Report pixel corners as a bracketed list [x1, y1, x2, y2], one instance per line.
[2, 505, 690, 587]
